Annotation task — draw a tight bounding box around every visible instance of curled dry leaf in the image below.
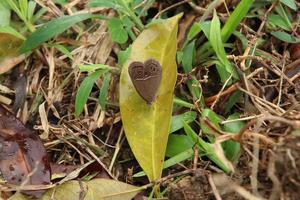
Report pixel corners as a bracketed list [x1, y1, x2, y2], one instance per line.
[0, 105, 51, 198]
[290, 44, 300, 61]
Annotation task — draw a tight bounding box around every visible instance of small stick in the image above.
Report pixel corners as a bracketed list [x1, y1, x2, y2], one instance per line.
[207, 173, 222, 200]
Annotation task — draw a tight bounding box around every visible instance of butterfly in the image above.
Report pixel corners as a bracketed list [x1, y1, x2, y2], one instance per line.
[128, 59, 162, 104]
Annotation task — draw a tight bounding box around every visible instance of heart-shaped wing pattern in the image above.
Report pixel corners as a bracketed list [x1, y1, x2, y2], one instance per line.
[128, 59, 162, 104]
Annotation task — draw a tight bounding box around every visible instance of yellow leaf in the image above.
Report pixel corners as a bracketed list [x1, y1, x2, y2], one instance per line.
[9, 179, 142, 200]
[42, 181, 85, 200]
[119, 14, 182, 181]
[85, 179, 142, 200]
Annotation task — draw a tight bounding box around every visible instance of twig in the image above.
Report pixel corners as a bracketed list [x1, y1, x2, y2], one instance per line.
[222, 114, 263, 124]
[237, 86, 285, 114]
[268, 151, 282, 200]
[207, 173, 222, 200]
[109, 128, 124, 171]
[210, 74, 233, 110]
[205, 82, 239, 105]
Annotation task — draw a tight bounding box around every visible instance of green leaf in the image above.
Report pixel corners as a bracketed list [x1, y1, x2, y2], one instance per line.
[182, 40, 195, 73]
[196, 0, 254, 62]
[233, 31, 248, 50]
[183, 121, 233, 173]
[182, 40, 204, 104]
[53, 0, 68, 5]
[135, 0, 155, 17]
[78, 64, 112, 73]
[122, 16, 134, 29]
[0, 1, 11, 26]
[199, 21, 211, 37]
[108, 18, 128, 44]
[274, 3, 293, 30]
[268, 14, 292, 31]
[89, 0, 125, 12]
[200, 108, 222, 136]
[163, 148, 194, 170]
[280, 0, 297, 11]
[19, 0, 28, 20]
[0, 26, 26, 40]
[210, 10, 238, 80]
[27, 1, 36, 20]
[89, 0, 117, 7]
[134, 148, 194, 178]
[176, 50, 183, 64]
[223, 114, 244, 133]
[173, 97, 195, 109]
[47, 43, 73, 60]
[224, 90, 242, 114]
[98, 73, 111, 110]
[215, 60, 232, 83]
[271, 31, 300, 43]
[222, 113, 244, 162]
[75, 70, 107, 117]
[170, 111, 197, 133]
[4, 0, 23, 21]
[166, 134, 195, 157]
[20, 13, 97, 53]
[118, 46, 132, 66]
[221, 0, 254, 42]
[187, 22, 201, 41]
[119, 14, 182, 181]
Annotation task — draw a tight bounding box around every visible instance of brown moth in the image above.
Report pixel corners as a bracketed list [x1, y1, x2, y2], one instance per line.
[128, 59, 162, 104]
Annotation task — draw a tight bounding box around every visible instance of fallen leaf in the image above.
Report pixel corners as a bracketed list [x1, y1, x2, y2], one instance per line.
[119, 14, 182, 181]
[9, 179, 143, 200]
[0, 105, 51, 197]
[0, 33, 25, 74]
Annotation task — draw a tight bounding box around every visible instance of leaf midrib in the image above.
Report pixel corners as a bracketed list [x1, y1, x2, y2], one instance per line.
[151, 23, 174, 180]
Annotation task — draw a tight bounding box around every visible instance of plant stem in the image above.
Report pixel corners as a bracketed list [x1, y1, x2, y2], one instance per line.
[25, 20, 36, 32]
[118, 0, 144, 30]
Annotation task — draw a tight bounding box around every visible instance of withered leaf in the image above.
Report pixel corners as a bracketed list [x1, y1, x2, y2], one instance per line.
[0, 105, 51, 198]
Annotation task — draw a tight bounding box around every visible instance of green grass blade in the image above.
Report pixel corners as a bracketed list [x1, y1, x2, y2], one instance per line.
[0, 1, 11, 26]
[19, 0, 28, 20]
[210, 11, 238, 80]
[98, 73, 111, 110]
[47, 43, 73, 60]
[173, 97, 195, 109]
[196, 0, 254, 63]
[271, 31, 300, 43]
[170, 111, 197, 133]
[0, 26, 26, 40]
[20, 13, 103, 53]
[221, 0, 254, 42]
[166, 134, 195, 157]
[182, 40, 195, 73]
[4, 0, 23, 21]
[75, 70, 107, 117]
[280, 0, 297, 11]
[133, 148, 194, 178]
[183, 121, 233, 173]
